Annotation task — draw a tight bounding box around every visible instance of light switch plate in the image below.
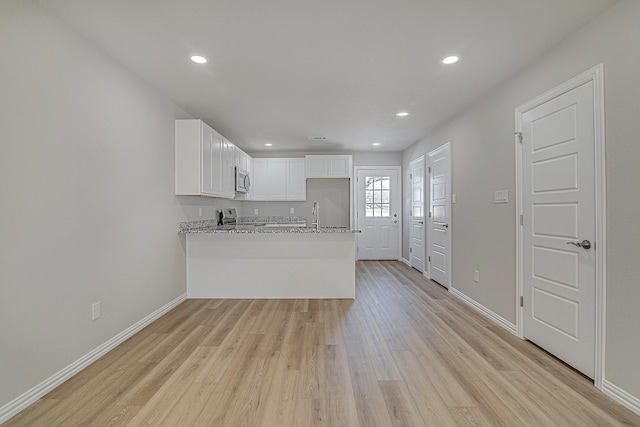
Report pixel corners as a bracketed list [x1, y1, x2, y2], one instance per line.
[494, 190, 508, 204]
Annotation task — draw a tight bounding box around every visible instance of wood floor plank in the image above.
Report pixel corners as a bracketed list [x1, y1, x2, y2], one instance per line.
[259, 370, 301, 427]
[124, 345, 217, 425]
[488, 324, 640, 426]
[391, 350, 461, 426]
[378, 379, 428, 426]
[348, 357, 394, 427]
[6, 261, 639, 427]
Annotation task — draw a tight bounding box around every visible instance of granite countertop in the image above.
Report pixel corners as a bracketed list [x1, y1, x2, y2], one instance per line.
[178, 218, 360, 234]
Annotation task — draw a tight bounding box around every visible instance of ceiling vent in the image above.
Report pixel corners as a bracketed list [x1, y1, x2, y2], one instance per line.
[308, 136, 328, 141]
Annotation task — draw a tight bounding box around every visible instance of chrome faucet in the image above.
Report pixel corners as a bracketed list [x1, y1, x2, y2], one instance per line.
[312, 200, 319, 231]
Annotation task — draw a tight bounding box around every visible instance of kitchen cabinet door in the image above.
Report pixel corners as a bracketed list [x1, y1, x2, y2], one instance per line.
[222, 139, 236, 198]
[286, 158, 306, 200]
[328, 156, 351, 177]
[234, 146, 248, 170]
[305, 155, 352, 178]
[251, 158, 269, 200]
[266, 158, 287, 200]
[175, 119, 233, 199]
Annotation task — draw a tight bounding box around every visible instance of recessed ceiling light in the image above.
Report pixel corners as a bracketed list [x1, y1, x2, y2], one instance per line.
[396, 112, 409, 117]
[441, 55, 459, 65]
[372, 143, 381, 146]
[190, 55, 207, 64]
[264, 143, 272, 147]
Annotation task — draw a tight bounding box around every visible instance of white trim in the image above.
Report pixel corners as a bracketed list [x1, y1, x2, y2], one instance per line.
[402, 257, 411, 267]
[449, 287, 517, 335]
[423, 270, 431, 280]
[602, 380, 640, 416]
[353, 166, 403, 261]
[0, 293, 187, 425]
[427, 142, 452, 289]
[514, 64, 606, 389]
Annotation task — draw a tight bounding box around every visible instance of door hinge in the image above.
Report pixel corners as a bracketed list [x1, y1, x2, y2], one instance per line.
[410, 247, 412, 253]
[515, 131, 523, 144]
[428, 256, 431, 262]
[428, 212, 432, 218]
[428, 167, 431, 173]
[520, 296, 524, 307]
[409, 173, 412, 180]
[520, 214, 523, 226]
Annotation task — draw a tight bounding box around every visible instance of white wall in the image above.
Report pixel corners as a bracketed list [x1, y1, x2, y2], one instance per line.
[403, 0, 640, 403]
[0, 1, 195, 410]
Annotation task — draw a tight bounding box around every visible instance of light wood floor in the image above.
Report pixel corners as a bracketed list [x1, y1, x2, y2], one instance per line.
[7, 261, 639, 426]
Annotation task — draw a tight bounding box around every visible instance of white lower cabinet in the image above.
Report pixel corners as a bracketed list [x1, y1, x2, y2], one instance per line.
[251, 158, 306, 201]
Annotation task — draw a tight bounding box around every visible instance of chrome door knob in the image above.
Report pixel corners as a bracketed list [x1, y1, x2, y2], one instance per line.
[567, 240, 591, 250]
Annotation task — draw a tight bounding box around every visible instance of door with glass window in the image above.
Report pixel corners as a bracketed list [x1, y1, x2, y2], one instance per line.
[355, 168, 401, 260]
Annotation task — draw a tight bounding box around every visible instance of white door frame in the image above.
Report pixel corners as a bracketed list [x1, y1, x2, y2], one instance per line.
[428, 142, 452, 289]
[409, 156, 426, 274]
[354, 166, 402, 261]
[515, 64, 606, 388]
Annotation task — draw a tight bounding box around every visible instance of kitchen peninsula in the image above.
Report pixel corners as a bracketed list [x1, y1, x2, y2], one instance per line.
[179, 219, 358, 299]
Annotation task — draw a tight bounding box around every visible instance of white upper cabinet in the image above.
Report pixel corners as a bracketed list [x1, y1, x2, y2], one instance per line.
[305, 155, 352, 178]
[234, 146, 249, 171]
[233, 146, 252, 200]
[286, 158, 306, 200]
[221, 138, 235, 198]
[175, 119, 235, 199]
[251, 158, 306, 201]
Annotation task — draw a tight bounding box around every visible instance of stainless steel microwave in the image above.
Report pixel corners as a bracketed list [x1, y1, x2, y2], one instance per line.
[235, 167, 250, 193]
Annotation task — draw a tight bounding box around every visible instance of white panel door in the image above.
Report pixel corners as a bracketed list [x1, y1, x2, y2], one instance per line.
[356, 168, 401, 260]
[522, 81, 596, 378]
[428, 143, 451, 288]
[409, 157, 425, 273]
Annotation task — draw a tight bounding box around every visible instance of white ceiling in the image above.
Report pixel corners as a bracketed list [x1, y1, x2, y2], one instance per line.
[39, 0, 616, 153]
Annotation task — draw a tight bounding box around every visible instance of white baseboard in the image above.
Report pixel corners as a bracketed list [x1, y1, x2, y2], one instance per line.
[449, 287, 517, 336]
[0, 293, 187, 425]
[402, 257, 411, 266]
[602, 380, 640, 416]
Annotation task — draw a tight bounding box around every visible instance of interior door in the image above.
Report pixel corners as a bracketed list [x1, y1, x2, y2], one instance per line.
[428, 143, 451, 288]
[356, 168, 401, 260]
[410, 157, 425, 273]
[521, 81, 596, 378]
